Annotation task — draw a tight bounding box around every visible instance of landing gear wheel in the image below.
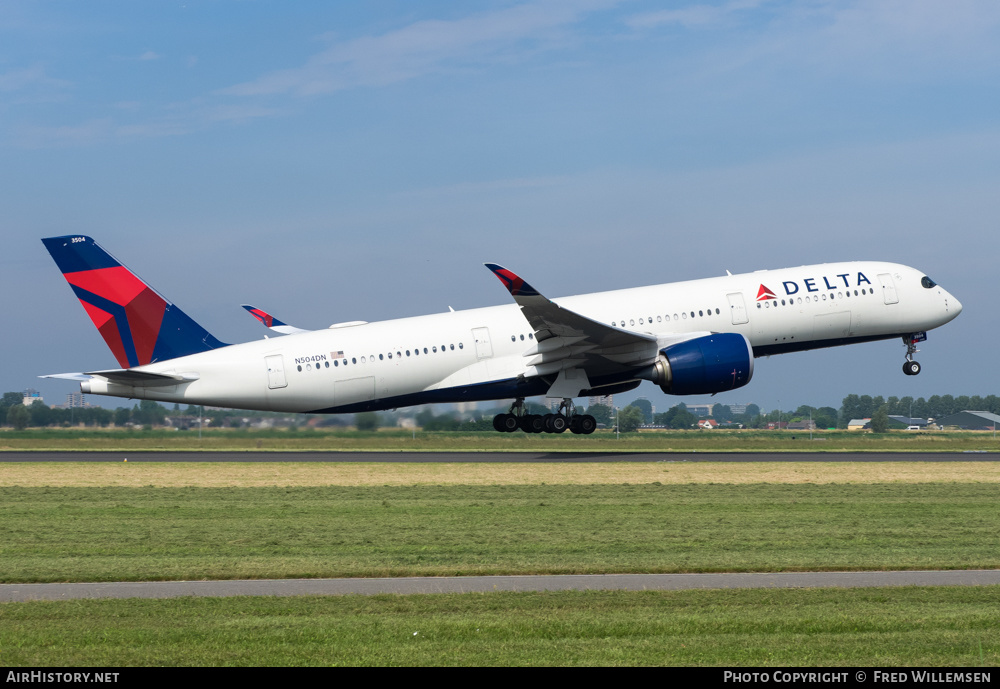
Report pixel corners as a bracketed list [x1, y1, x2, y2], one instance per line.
[518, 414, 533, 433]
[569, 416, 582, 434]
[543, 414, 556, 433]
[550, 414, 568, 433]
[903, 360, 921, 376]
[528, 414, 546, 434]
[499, 414, 519, 432]
[579, 415, 597, 435]
[493, 414, 506, 432]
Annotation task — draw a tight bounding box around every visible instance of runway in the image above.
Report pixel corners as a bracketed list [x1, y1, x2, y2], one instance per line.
[1, 451, 997, 462]
[3, 570, 999, 602]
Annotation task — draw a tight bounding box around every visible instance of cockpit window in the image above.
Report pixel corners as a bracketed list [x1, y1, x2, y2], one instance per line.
[921, 276, 937, 289]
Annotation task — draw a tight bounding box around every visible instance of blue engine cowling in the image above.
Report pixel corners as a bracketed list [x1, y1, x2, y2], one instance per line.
[650, 333, 754, 395]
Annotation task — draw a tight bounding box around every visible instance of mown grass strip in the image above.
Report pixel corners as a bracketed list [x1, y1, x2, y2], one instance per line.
[2, 484, 999, 582]
[3, 460, 999, 487]
[1, 587, 997, 666]
[2, 428, 998, 452]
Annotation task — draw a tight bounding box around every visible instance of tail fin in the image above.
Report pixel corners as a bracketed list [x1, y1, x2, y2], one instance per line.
[42, 235, 229, 368]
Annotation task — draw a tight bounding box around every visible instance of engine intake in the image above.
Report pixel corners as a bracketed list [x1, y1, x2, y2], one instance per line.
[650, 333, 754, 395]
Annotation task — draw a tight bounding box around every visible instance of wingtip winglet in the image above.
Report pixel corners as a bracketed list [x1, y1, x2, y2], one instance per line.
[484, 263, 540, 298]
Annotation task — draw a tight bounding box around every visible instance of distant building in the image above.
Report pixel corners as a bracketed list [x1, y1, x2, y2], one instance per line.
[787, 420, 816, 431]
[686, 404, 714, 418]
[847, 418, 871, 431]
[588, 395, 613, 408]
[697, 419, 718, 429]
[936, 411, 1000, 430]
[888, 415, 929, 429]
[22, 388, 43, 407]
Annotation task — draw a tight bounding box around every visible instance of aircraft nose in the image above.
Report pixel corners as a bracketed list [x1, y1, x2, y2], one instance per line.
[945, 290, 962, 319]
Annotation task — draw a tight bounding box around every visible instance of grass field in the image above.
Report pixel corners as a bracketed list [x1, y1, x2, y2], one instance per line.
[2, 427, 999, 452]
[1, 588, 996, 666]
[2, 459, 998, 666]
[2, 462, 999, 582]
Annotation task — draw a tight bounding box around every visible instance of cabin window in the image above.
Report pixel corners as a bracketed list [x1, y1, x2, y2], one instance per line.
[352, 357, 357, 364]
[520, 334, 524, 341]
[459, 343, 464, 349]
[406, 350, 410, 357]
[698, 310, 703, 317]
[433, 346, 437, 353]
[612, 322, 616, 327]
[511, 335, 516, 342]
[325, 361, 330, 368]
[528, 333, 533, 339]
[424, 348, 428, 354]
[639, 318, 644, 325]
[657, 316, 661, 322]
[630, 319, 635, 326]
[387, 353, 392, 359]
[297, 365, 302, 372]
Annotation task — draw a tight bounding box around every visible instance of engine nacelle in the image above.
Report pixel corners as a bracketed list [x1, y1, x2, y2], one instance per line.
[649, 333, 754, 395]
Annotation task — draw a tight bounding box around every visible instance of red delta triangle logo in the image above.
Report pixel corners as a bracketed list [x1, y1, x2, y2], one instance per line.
[756, 284, 777, 301]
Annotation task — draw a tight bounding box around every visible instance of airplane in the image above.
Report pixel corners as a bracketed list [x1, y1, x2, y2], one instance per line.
[41, 235, 962, 434]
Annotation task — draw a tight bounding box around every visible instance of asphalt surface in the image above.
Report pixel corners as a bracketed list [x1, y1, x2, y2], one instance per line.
[3, 570, 999, 602]
[1, 451, 998, 462]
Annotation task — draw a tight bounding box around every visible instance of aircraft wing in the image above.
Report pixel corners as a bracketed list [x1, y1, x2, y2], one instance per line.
[485, 264, 662, 391]
[241, 305, 310, 335]
[41, 369, 199, 388]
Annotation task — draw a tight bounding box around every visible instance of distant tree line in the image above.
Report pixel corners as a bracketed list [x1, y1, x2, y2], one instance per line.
[838, 394, 1000, 426]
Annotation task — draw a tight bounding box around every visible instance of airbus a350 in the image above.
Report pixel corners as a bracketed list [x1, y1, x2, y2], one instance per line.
[41, 236, 962, 434]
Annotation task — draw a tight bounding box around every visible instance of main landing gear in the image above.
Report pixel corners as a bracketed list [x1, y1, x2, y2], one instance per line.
[902, 333, 925, 376]
[492, 398, 597, 434]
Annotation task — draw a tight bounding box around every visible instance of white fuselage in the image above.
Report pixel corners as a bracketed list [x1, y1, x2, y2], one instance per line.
[81, 261, 962, 413]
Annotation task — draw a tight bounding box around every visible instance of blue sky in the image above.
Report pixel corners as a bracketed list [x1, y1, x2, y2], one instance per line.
[4, 0, 999, 414]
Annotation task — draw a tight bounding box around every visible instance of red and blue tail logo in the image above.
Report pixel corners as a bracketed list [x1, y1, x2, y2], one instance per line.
[42, 236, 228, 368]
[485, 263, 540, 297]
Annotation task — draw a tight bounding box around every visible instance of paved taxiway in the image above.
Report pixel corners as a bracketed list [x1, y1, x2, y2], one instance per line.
[2, 451, 997, 462]
[3, 571, 1000, 602]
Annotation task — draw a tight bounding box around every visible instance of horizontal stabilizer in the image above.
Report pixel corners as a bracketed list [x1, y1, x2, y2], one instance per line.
[41, 369, 199, 388]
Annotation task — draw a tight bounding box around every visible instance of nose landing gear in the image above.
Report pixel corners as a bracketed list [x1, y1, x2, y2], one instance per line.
[902, 332, 927, 376]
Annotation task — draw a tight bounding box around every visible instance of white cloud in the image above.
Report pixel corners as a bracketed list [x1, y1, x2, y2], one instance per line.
[0, 64, 67, 93]
[627, 0, 769, 30]
[222, 0, 618, 97]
